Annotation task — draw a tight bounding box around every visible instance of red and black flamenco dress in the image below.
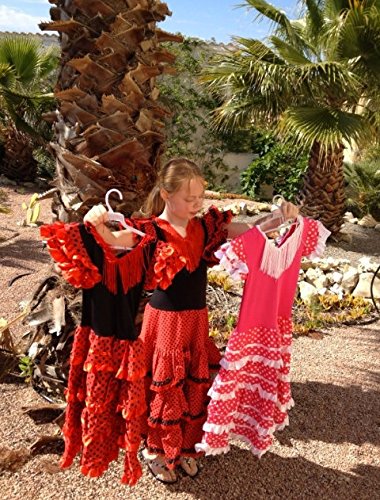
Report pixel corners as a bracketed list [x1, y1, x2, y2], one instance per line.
[40, 221, 155, 485]
[138, 207, 232, 469]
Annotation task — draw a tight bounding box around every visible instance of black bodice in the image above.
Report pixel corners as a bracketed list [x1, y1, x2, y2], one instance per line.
[79, 225, 143, 340]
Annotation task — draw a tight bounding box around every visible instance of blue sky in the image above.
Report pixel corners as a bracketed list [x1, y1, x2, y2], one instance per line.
[0, 0, 298, 42]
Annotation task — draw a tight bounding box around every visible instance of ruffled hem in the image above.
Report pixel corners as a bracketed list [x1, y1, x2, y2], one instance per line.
[221, 354, 283, 371]
[195, 442, 230, 455]
[197, 318, 294, 458]
[40, 222, 102, 288]
[215, 242, 249, 281]
[145, 409, 208, 468]
[202, 406, 291, 438]
[61, 326, 146, 485]
[196, 433, 270, 458]
[197, 414, 292, 458]
[220, 321, 293, 373]
[208, 381, 278, 403]
[149, 343, 218, 392]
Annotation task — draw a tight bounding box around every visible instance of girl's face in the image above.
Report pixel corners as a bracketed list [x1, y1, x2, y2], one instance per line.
[162, 176, 205, 221]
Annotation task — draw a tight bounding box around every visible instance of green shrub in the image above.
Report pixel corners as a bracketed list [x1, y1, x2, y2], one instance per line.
[33, 147, 56, 179]
[345, 160, 380, 220]
[241, 133, 308, 201]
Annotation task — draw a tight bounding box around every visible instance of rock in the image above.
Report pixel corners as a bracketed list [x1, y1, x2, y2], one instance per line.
[325, 272, 335, 285]
[314, 276, 329, 289]
[341, 268, 359, 293]
[336, 259, 351, 273]
[239, 201, 247, 215]
[343, 212, 358, 224]
[331, 271, 343, 284]
[254, 202, 271, 212]
[327, 257, 339, 267]
[344, 211, 354, 220]
[317, 258, 331, 271]
[0, 175, 17, 186]
[223, 203, 241, 215]
[375, 224, 380, 232]
[305, 267, 323, 283]
[358, 256, 378, 273]
[329, 283, 344, 298]
[352, 272, 380, 298]
[299, 281, 318, 304]
[358, 214, 377, 228]
[337, 259, 351, 266]
[301, 259, 315, 270]
[338, 232, 353, 243]
[246, 204, 259, 216]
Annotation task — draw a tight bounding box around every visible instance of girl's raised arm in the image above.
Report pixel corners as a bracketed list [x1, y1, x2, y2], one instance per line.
[226, 201, 300, 239]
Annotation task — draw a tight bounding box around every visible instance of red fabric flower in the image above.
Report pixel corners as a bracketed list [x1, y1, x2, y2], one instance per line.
[145, 241, 186, 290]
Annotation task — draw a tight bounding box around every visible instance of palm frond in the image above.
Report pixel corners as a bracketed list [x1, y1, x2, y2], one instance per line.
[240, 0, 297, 39]
[303, 0, 325, 40]
[280, 106, 372, 151]
[269, 36, 312, 65]
[0, 63, 15, 87]
[37, 46, 60, 80]
[0, 36, 40, 85]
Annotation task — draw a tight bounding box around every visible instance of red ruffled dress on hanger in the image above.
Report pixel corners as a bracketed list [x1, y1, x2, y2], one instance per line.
[137, 206, 232, 469]
[40, 221, 155, 485]
[196, 216, 330, 457]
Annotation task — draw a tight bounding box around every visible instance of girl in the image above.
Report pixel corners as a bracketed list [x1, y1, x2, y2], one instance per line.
[84, 157, 299, 484]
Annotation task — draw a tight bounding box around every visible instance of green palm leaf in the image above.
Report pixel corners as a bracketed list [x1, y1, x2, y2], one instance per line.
[0, 35, 58, 143]
[269, 36, 312, 65]
[281, 106, 370, 150]
[0, 37, 40, 85]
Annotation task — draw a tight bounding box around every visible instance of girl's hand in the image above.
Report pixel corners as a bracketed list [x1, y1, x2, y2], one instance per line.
[280, 201, 299, 221]
[83, 204, 109, 226]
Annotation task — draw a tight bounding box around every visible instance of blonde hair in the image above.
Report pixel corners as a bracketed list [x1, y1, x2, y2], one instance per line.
[142, 158, 204, 216]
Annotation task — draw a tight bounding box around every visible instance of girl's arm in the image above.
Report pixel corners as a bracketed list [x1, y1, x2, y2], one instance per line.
[226, 201, 299, 239]
[83, 204, 136, 248]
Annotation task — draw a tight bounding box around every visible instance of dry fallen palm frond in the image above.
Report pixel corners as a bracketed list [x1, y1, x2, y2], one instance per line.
[0, 446, 31, 472]
[0, 318, 19, 381]
[0, 304, 33, 381]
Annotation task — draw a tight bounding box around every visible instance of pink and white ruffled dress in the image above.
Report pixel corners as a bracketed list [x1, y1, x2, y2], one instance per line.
[196, 216, 330, 457]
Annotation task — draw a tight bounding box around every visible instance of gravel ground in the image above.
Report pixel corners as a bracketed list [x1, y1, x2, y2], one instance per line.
[1, 184, 379, 500]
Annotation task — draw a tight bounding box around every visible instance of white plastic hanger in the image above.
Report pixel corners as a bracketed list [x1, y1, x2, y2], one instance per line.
[261, 195, 296, 234]
[105, 189, 145, 250]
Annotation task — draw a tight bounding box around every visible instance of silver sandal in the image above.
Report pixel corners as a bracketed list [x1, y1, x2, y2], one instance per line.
[179, 457, 199, 478]
[141, 449, 178, 484]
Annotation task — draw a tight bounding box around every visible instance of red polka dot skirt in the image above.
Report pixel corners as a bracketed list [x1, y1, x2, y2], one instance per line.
[60, 326, 146, 485]
[140, 304, 221, 469]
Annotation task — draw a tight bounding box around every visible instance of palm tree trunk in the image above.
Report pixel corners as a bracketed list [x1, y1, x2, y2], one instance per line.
[0, 126, 38, 181]
[299, 141, 346, 235]
[40, 0, 181, 222]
